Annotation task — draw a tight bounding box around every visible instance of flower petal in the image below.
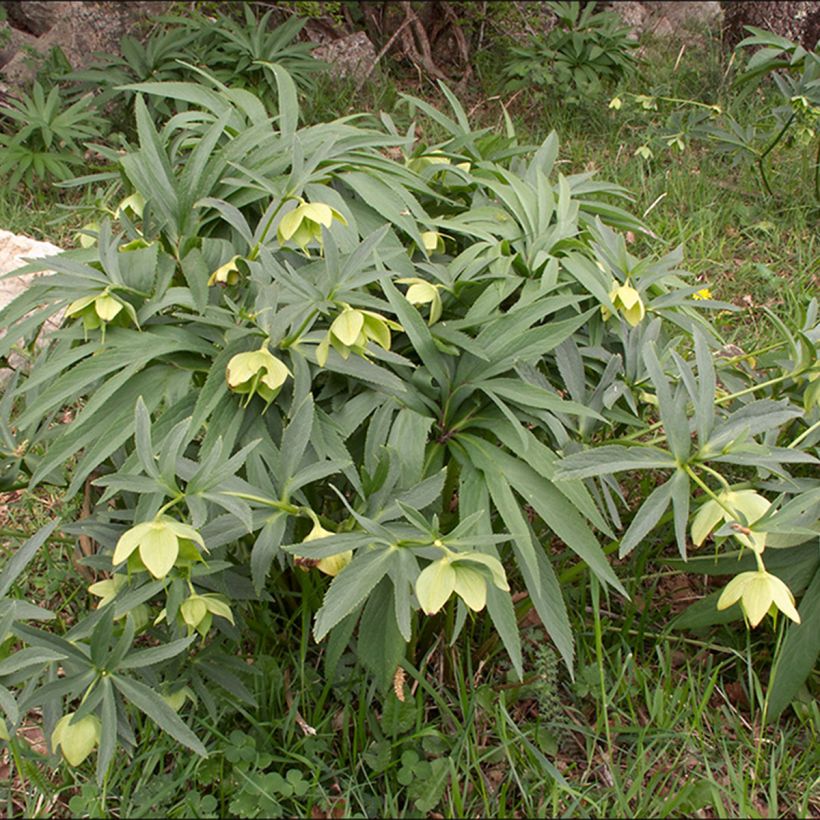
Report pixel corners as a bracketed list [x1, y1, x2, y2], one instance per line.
[716, 571, 753, 610]
[180, 596, 208, 628]
[162, 517, 206, 550]
[331, 310, 364, 347]
[317, 550, 353, 577]
[415, 560, 456, 615]
[112, 522, 154, 566]
[453, 565, 488, 612]
[742, 573, 775, 627]
[691, 499, 724, 546]
[766, 573, 801, 624]
[301, 202, 334, 227]
[226, 351, 265, 387]
[277, 207, 304, 242]
[54, 714, 100, 767]
[406, 282, 438, 305]
[94, 294, 123, 322]
[258, 354, 292, 391]
[138, 524, 179, 579]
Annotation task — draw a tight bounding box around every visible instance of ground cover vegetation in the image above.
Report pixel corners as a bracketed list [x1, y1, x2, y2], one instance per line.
[0, 2, 817, 817]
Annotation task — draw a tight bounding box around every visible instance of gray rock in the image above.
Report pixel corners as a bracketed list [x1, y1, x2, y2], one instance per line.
[2, 1, 169, 88]
[313, 31, 377, 83]
[0, 21, 38, 68]
[0, 230, 64, 371]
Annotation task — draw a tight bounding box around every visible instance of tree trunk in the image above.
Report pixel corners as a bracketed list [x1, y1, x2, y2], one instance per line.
[720, 1, 820, 50]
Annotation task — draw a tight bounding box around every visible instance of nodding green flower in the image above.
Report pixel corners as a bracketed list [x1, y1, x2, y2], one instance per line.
[609, 96, 623, 110]
[406, 151, 471, 175]
[88, 574, 128, 608]
[717, 569, 801, 628]
[397, 277, 443, 325]
[118, 237, 152, 253]
[77, 222, 99, 248]
[294, 520, 352, 577]
[415, 553, 509, 615]
[161, 686, 195, 713]
[112, 516, 206, 580]
[52, 713, 101, 767]
[179, 593, 234, 637]
[87, 575, 149, 627]
[419, 231, 445, 254]
[604, 281, 646, 327]
[208, 255, 242, 286]
[316, 306, 401, 367]
[226, 345, 291, 405]
[65, 291, 125, 331]
[691, 490, 770, 553]
[277, 199, 347, 252]
[115, 192, 145, 219]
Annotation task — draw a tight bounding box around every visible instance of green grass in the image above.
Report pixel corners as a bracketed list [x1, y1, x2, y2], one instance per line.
[1, 16, 818, 820]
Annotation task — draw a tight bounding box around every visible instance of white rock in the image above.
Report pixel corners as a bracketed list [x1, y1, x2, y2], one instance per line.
[0, 230, 64, 371]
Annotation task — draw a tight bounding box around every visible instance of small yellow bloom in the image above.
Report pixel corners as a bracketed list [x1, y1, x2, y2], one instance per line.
[419, 231, 445, 254]
[179, 592, 234, 637]
[77, 222, 99, 248]
[65, 291, 125, 331]
[115, 192, 145, 219]
[88, 574, 128, 608]
[297, 520, 352, 577]
[693, 287, 713, 301]
[277, 200, 347, 252]
[415, 553, 509, 615]
[406, 151, 470, 175]
[52, 713, 101, 767]
[226, 346, 291, 404]
[397, 277, 443, 325]
[208, 255, 242, 286]
[317, 307, 400, 367]
[609, 96, 622, 110]
[717, 569, 800, 628]
[112, 516, 206, 579]
[691, 490, 770, 553]
[607, 281, 646, 327]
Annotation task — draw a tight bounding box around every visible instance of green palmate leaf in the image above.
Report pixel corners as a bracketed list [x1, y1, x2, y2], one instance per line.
[767, 567, 820, 720]
[555, 445, 677, 479]
[96, 678, 117, 784]
[381, 277, 451, 390]
[112, 675, 206, 756]
[0, 520, 60, 597]
[458, 465, 523, 678]
[669, 468, 691, 560]
[618, 477, 675, 557]
[693, 329, 716, 444]
[460, 435, 625, 594]
[314, 547, 397, 642]
[356, 578, 405, 692]
[485, 468, 574, 671]
[250, 513, 286, 592]
[643, 342, 690, 462]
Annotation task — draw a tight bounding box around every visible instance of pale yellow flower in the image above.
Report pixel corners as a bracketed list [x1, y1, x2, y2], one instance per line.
[294, 520, 352, 577]
[717, 569, 800, 628]
[226, 346, 291, 404]
[52, 713, 100, 767]
[112, 516, 206, 579]
[691, 490, 770, 553]
[277, 200, 347, 252]
[607, 281, 646, 327]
